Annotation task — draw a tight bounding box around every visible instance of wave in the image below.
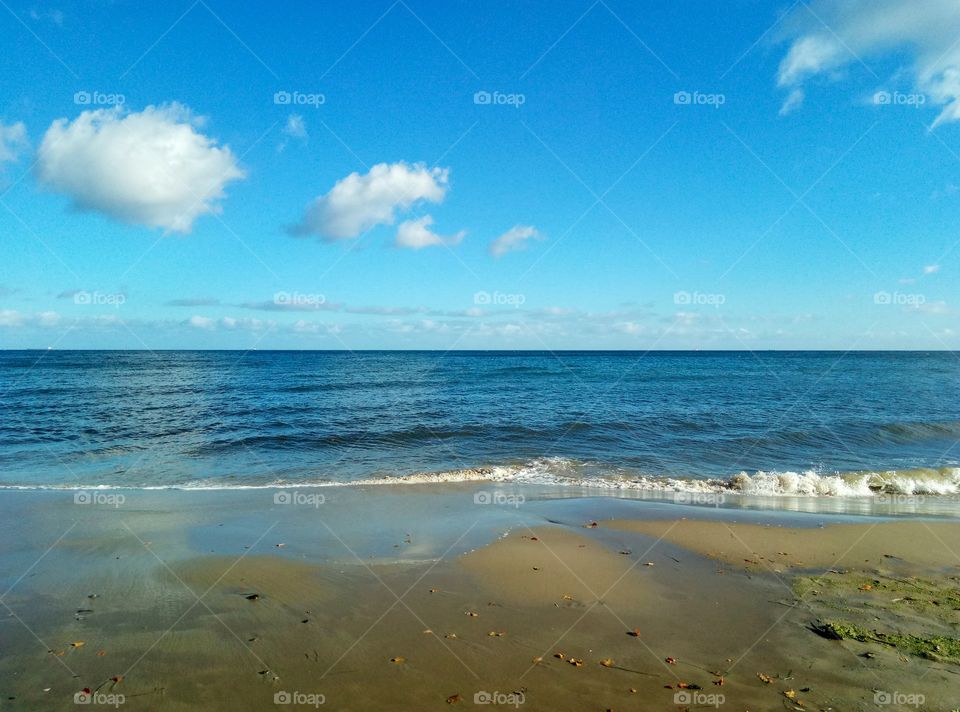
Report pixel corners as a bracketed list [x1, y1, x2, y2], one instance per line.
[3, 458, 959, 498]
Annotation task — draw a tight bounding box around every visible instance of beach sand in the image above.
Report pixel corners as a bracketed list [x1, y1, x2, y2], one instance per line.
[1, 488, 957, 710]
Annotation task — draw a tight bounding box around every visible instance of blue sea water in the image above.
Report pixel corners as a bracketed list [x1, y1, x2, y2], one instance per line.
[0, 350, 958, 495]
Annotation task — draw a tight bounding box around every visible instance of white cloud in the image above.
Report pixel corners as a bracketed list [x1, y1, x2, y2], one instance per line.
[291, 161, 449, 240]
[395, 215, 465, 250]
[777, 0, 960, 126]
[923, 264, 940, 274]
[778, 88, 805, 116]
[283, 114, 307, 139]
[188, 315, 216, 330]
[489, 224, 542, 258]
[0, 122, 28, 165]
[36, 104, 245, 232]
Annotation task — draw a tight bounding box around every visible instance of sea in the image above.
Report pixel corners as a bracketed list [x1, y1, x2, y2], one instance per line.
[1, 350, 959, 501]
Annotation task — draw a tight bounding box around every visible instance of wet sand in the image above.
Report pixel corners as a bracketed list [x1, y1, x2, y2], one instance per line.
[1, 488, 957, 710]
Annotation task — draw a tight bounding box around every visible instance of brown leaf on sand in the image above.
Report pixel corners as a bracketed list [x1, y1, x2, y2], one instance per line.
[784, 690, 797, 700]
[466, 611, 479, 617]
[487, 631, 505, 637]
[531, 656, 543, 665]
[110, 676, 123, 685]
[444, 633, 458, 639]
[429, 588, 440, 593]
[644, 562, 655, 567]
[553, 652, 566, 660]
[446, 694, 462, 704]
[628, 628, 641, 637]
[390, 657, 405, 664]
[665, 657, 677, 665]
[757, 673, 773, 684]
[568, 658, 584, 667]
[584, 521, 598, 528]
[599, 658, 615, 667]
[96, 650, 106, 657]
[69, 642, 85, 648]
[561, 594, 574, 601]
[713, 677, 725, 686]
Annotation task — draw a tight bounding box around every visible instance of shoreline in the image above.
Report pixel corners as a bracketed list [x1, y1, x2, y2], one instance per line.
[1, 488, 957, 710]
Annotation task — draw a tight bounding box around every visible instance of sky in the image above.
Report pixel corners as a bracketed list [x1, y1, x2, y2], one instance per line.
[0, 0, 958, 350]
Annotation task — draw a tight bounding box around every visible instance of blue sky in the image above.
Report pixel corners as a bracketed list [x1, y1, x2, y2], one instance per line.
[0, 0, 958, 349]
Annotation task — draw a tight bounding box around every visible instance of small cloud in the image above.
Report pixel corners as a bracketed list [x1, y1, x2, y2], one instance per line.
[283, 114, 307, 139]
[188, 315, 216, 330]
[395, 215, 465, 250]
[778, 88, 805, 116]
[489, 224, 543, 258]
[0, 122, 28, 165]
[923, 264, 940, 274]
[29, 7, 64, 25]
[290, 161, 449, 240]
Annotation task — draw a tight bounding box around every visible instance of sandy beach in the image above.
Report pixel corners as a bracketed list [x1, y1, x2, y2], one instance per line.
[0, 486, 957, 710]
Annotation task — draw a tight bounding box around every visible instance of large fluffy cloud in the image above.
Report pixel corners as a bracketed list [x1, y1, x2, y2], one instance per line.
[36, 103, 245, 232]
[291, 161, 449, 240]
[395, 215, 465, 250]
[489, 224, 542, 258]
[777, 0, 960, 127]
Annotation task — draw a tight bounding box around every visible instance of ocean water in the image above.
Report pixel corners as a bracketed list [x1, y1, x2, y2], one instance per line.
[1, 350, 959, 497]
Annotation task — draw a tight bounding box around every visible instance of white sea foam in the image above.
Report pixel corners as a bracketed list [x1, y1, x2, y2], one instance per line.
[2, 459, 958, 497]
